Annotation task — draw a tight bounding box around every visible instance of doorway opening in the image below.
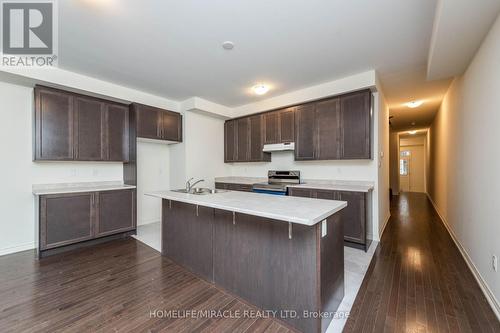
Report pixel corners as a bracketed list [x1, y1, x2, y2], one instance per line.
[399, 133, 427, 193]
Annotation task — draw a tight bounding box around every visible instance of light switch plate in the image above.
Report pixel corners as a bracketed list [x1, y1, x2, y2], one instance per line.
[321, 220, 327, 237]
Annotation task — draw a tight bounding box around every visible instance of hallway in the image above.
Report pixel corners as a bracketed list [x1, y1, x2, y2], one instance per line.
[344, 193, 500, 332]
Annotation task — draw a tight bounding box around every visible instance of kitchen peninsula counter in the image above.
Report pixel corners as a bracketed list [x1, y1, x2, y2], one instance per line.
[146, 189, 346, 333]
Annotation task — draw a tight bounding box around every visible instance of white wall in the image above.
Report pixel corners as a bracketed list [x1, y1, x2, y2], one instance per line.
[428, 13, 500, 315]
[0, 81, 124, 255]
[377, 89, 391, 238]
[136, 141, 170, 226]
[389, 129, 400, 195]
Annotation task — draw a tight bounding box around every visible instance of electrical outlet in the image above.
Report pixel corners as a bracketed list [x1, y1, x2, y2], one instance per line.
[493, 255, 498, 272]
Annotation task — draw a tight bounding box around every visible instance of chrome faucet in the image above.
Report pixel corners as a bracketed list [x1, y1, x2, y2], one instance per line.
[185, 178, 205, 193]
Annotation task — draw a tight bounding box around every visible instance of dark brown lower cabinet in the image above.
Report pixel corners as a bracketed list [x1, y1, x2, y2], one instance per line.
[161, 200, 344, 333]
[288, 187, 372, 251]
[215, 182, 253, 192]
[162, 201, 214, 281]
[40, 192, 95, 250]
[39, 189, 136, 256]
[96, 190, 135, 237]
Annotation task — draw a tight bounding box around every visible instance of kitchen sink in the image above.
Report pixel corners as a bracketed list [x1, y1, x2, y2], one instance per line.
[171, 188, 228, 195]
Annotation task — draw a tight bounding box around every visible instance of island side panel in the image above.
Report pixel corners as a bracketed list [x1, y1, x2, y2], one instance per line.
[320, 213, 345, 332]
[161, 200, 214, 282]
[213, 209, 320, 333]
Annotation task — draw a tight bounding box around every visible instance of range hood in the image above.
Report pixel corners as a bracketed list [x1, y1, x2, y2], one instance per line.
[263, 142, 295, 152]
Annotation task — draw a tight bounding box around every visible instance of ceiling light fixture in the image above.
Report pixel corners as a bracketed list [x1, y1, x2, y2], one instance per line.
[252, 84, 270, 95]
[222, 41, 234, 50]
[405, 100, 424, 108]
[408, 130, 417, 135]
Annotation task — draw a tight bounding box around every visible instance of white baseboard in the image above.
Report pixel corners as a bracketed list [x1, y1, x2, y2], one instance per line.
[426, 194, 500, 321]
[0, 242, 35, 257]
[379, 212, 391, 240]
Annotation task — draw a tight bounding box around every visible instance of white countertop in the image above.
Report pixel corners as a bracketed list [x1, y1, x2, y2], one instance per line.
[145, 190, 347, 226]
[288, 179, 374, 192]
[214, 176, 374, 192]
[32, 181, 136, 195]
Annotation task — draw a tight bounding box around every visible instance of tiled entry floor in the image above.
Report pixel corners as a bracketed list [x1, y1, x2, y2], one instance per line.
[133, 221, 377, 333]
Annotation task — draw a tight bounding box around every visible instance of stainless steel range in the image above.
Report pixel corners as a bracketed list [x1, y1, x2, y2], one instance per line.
[252, 170, 300, 195]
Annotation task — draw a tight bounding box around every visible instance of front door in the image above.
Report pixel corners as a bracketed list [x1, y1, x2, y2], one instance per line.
[400, 153, 410, 192]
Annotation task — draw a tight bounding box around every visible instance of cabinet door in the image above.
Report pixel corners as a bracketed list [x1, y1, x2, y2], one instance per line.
[106, 103, 129, 161]
[338, 191, 365, 244]
[341, 90, 371, 159]
[249, 115, 270, 162]
[40, 193, 94, 250]
[34, 87, 75, 160]
[294, 103, 316, 160]
[162, 111, 182, 142]
[96, 190, 135, 237]
[224, 120, 237, 162]
[316, 98, 341, 160]
[136, 104, 161, 139]
[288, 187, 314, 198]
[279, 108, 295, 143]
[236, 118, 250, 161]
[263, 111, 279, 144]
[314, 189, 336, 200]
[73, 96, 105, 161]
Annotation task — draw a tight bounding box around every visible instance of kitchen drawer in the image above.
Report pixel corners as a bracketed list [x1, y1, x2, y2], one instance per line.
[215, 182, 253, 192]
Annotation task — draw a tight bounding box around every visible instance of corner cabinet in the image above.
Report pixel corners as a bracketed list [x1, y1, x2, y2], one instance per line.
[39, 189, 136, 256]
[224, 116, 271, 163]
[133, 103, 182, 142]
[34, 86, 130, 162]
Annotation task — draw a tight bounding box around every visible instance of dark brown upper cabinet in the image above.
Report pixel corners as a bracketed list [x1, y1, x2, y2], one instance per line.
[279, 107, 295, 143]
[224, 120, 237, 162]
[34, 87, 75, 160]
[249, 115, 271, 162]
[236, 118, 250, 161]
[316, 98, 341, 160]
[134, 103, 182, 142]
[74, 96, 105, 161]
[223, 89, 372, 163]
[263, 112, 279, 144]
[34, 86, 130, 162]
[340, 90, 371, 159]
[106, 103, 129, 161]
[294, 103, 316, 160]
[263, 108, 295, 144]
[224, 116, 270, 163]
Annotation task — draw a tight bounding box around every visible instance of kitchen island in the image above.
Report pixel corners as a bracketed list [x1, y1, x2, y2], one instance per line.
[146, 190, 347, 333]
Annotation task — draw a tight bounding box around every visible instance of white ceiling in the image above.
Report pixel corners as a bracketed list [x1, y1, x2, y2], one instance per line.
[56, 1, 499, 130]
[58, 1, 435, 102]
[427, 0, 500, 80]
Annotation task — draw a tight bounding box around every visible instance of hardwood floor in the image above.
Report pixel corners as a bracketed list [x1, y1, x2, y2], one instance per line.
[0, 239, 293, 333]
[344, 193, 500, 333]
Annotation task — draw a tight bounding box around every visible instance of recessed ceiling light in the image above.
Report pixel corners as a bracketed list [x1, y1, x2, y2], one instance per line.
[408, 130, 417, 135]
[222, 41, 234, 50]
[252, 84, 270, 95]
[405, 100, 424, 108]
